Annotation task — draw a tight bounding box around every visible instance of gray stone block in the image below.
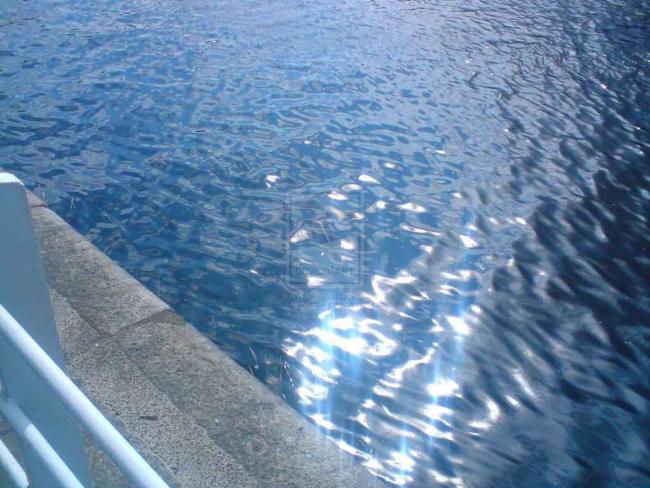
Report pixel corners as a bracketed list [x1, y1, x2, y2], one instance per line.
[49, 288, 101, 360]
[117, 311, 382, 488]
[0, 416, 9, 435]
[26, 190, 46, 208]
[31, 206, 169, 335]
[68, 338, 257, 488]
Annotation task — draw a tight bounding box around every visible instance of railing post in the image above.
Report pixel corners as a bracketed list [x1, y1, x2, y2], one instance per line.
[0, 173, 91, 486]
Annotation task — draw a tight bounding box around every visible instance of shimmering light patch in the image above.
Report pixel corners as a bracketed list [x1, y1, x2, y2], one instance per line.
[379, 378, 401, 389]
[428, 470, 465, 487]
[307, 317, 397, 357]
[335, 439, 369, 458]
[355, 411, 370, 428]
[446, 315, 471, 335]
[290, 228, 310, 243]
[307, 328, 367, 356]
[395, 272, 417, 284]
[364, 272, 418, 309]
[385, 448, 416, 485]
[422, 404, 454, 422]
[385, 473, 413, 486]
[368, 200, 388, 211]
[388, 451, 416, 471]
[342, 183, 362, 191]
[301, 355, 339, 382]
[348, 304, 371, 312]
[318, 310, 332, 320]
[468, 419, 491, 430]
[400, 223, 441, 236]
[296, 382, 329, 405]
[264, 174, 279, 187]
[384, 162, 398, 169]
[486, 399, 500, 422]
[372, 384, 395, 398]
[513, 369, 536, 398]
[438, 284, 458, 296]
[364, 457, 382, 474]
[305, 345, 332, 363]
[368, 335, 397, 357]
[506, 395, 521, 407]
[306, 276, 326, 287]
[330, 316, 355, 330]
[431, 319, 445, 333]
[310, 413, 337, 431]
[386, 348, 435, 384]
[328, 206, 346, 221]
[399, 202, 426, 213]
[283, 343, 301, 358]
[328, 190, 347, 201]
[427, 378, 460, 397]
[362, 398, 375, 409]
[359, 174, 380, 184]
[469, 398, 501, 430]
[459, 234, 478, 248]
[340, 238, 356, 250]
[408, 418, 455, 440]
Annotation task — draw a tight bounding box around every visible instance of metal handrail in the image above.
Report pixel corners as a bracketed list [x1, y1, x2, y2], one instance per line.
[0, 437, 28, 488]
[0, 304, 169, 488]
[0, 396, 84, 488]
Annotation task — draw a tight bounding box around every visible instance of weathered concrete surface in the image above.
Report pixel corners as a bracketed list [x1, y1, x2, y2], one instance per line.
[4, 192, 383, 488]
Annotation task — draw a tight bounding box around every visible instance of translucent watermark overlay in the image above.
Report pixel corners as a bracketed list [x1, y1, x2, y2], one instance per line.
[285, 190, 365, 289]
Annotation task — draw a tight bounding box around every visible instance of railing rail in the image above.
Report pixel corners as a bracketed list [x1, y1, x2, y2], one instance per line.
[0, 173, 169, 487]
[0, 393, 84, 488]
[0, 436, 28, 488]
[0, 304, 169, 488]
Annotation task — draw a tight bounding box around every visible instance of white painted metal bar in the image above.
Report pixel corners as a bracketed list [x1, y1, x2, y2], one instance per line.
[0, 173, 91, 486]
[0, 398, 83, 488]
[0, 437, 29, 488]
[0, 304, 169, 488]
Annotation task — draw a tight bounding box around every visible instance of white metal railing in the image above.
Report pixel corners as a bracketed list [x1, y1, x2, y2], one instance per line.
[0, 304, 169, 488]
[0, 173, 169, 487]
[0, 435, 28, 488]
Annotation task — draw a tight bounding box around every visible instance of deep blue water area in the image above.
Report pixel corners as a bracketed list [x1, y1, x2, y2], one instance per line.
[2, 0, 649, 486]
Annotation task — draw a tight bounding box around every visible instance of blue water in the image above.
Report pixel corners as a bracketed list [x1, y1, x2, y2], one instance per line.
[2, 0, 649, 486]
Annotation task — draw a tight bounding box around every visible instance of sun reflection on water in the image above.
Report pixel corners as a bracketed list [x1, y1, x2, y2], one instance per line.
[278, 189, 511, 486]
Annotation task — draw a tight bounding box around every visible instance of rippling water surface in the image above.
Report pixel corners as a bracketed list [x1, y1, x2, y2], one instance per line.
[2, 0, 649, 485]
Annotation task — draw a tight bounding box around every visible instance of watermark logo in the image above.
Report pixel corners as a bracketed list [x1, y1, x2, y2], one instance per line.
[285, 190, 365, 289]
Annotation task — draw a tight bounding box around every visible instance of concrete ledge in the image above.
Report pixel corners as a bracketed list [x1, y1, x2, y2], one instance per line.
[32, 206, 170, 335]
[26, 190, 46, 208]
[23, 191, 382, 488]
